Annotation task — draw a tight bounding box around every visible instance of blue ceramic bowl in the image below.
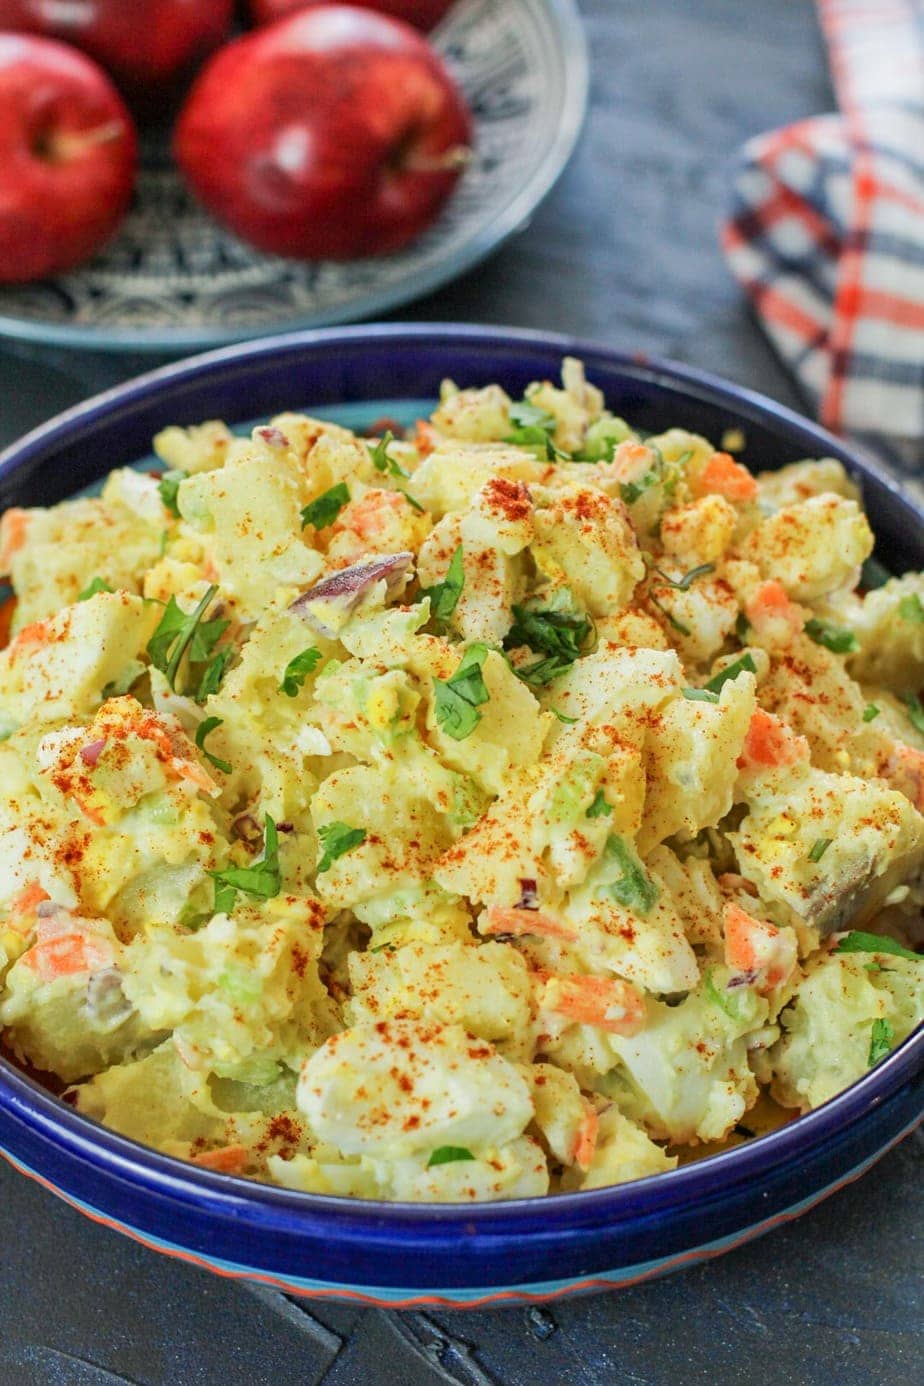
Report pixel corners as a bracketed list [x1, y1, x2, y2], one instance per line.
[0, 325, 921, 1309]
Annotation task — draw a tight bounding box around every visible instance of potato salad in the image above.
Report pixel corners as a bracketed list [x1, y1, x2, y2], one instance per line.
[0, 359, 921, 1201]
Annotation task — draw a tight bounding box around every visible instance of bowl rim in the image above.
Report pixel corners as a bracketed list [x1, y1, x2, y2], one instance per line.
[0, 320, 921, 1234]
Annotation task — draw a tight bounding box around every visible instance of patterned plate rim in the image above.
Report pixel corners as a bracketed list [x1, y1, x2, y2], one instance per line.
[0, 0, 589, 354]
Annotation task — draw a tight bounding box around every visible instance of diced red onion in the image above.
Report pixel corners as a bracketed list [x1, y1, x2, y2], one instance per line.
[79, 738, 107, 767]
[255, 426, 289, 448]
[290, 553, 414, 637]
[515, 878, 540, 911]
[85, 968, 133, 1028]
[727, 969, 758, 989]
[36, 900, 59, 918]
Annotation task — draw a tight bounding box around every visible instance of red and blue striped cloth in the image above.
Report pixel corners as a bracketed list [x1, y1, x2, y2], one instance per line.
[723, 0, 924, 472]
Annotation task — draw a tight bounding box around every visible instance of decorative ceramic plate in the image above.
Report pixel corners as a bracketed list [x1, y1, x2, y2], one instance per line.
[0, 0, 588, 352]
[0, 325, 920, 1309]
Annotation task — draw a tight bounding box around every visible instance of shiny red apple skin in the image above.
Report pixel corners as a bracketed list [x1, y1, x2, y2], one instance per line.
[174, 5, 472, 260]
[249, 0, 455, 31]
[0, 33, 137, 283]
[0, 0, 234, 97]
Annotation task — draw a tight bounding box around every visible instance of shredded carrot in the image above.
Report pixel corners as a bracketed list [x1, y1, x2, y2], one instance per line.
[539, 972, 646, 1036]
[737, 708, 809, 770]
[484, 906, 577, 942]
[745, 581, 803, 642]
[191, 1144, 249, 1175]
[21, 932, 113, 982]
[9, 882, 50, 917]
[697, 452, 758, 504]
[572, 1103, 599, 1170]
[724, 901, 795, 991]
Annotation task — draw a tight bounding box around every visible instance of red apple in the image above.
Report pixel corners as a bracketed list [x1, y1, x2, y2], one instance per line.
[0, 0, 234, 101]
[248, 0, 455, 31]
[0, 33, 137, 282]
[174, 5, 472, 260]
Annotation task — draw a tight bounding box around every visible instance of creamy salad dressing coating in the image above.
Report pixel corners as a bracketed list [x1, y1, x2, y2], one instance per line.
[0, 359, 921, 1201]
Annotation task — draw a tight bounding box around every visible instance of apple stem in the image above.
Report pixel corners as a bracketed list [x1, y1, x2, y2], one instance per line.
[40, 121, 126, 163]
[402, 144, 473, 175]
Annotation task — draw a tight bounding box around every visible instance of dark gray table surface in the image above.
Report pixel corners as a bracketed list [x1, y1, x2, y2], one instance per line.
[0, 2, 921, 1383]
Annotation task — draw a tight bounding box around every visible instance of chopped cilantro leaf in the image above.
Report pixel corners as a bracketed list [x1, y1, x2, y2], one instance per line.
[505, 399, 568, 459]
[868, 1017, 894, 1067]
[422, 545, 465, 623]
[77, 576, 114, 601]
[862, 703, 880, 723]
[195, 716, 231, 774]
[196, 647, 233, 701]
[433, 643, 490, 740]
[158, 469, 187, 518]
[835, 931, 920, 962]
[147, 585, 229, 695]
[603, 835, 659, 915]
[368, 431, 408, 478]
[586, 789, 612, 819]
[316, 821, 367, 875]
[682, 687, 720, 704]
[804, 617, 859, 654]
[704, 652, 757, 695]
[301, 482, 350, 530]
[808, 837, 832, 863]
[899, 593, 924, 624]
[210, 815, 281, 913]
[279, 647, 322, 698]
[427, 1145, 475, 1168]
[505, 599, 593, 686]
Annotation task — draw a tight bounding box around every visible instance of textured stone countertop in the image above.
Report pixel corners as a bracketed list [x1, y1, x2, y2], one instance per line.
[0, 2, 921, 1382]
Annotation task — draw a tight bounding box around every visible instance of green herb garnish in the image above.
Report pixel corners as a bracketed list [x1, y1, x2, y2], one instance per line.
[835, 931, 920, 962]
[301, 483, 350, 530]
[868, 1018, 894, 1067]
[399, 489, 425, 514]
[505, 399, 568, 460]
[804, 618, 859, 654]
[551, 707, 579, 723]
[433, 643, 491, 741]
[586, 789, 612, 819]
[704, 652, 757, 695]
[808, 838, 832, 863]
[158, 469, 187, 518]
[903, 694, 924, 738]
[316, 821, 367, 875]
[195, 716, 231, 774]
[505, 599, 593, 686]
[649, 591, 691, 637]
[602, 835, 659, 915]
[862, 703, 880, 723]
[77, 576, 114, 601]
[367, 431, 409, 478]
[146, 585, 229, 696]
[422, 545, 465, 624]
[427, 1146, 476, 1168]
[655, 562, 715, 591]
[682, 687, 720, 704]
[279, 647, 322, 698]
[210, 814, 281, 914]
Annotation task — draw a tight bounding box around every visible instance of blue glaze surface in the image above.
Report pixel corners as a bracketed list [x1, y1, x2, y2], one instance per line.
[0, 324, 921, 1306]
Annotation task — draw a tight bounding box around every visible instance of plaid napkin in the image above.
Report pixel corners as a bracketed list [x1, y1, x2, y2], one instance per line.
[723, 0, 924, 473]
